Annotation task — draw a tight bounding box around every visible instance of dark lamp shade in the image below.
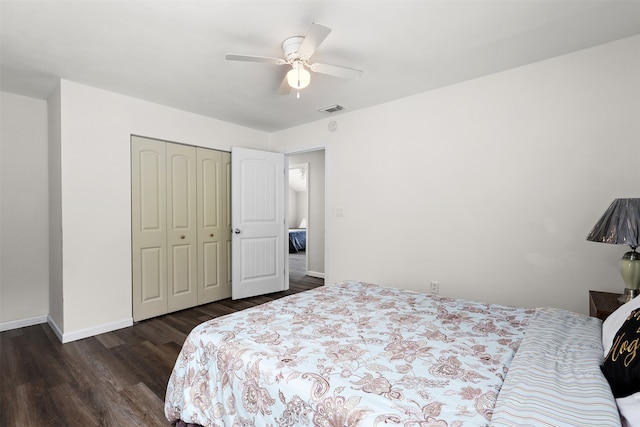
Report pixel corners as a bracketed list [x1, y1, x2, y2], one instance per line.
[587, 198, 640, 303]
[586, 198, 640, 248]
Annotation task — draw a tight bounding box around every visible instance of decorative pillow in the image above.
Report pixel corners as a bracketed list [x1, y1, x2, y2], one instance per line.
[617, 391, 640, 427]
[603, 295, 640, 356]
[601, 307, 640, 398]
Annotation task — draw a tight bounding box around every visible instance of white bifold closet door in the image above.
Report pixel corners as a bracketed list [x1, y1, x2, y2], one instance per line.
[166, 142, 198, 313]
[131, 136, 230, 322]
[197, 146, 232, 304]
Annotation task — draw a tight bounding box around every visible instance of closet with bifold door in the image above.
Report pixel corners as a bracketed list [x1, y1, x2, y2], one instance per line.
[131, 135, 231, 321]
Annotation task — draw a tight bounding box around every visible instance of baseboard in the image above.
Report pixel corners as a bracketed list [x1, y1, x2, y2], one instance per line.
[49, 317, 134, 344]
[48, 315, 64, 342]
[308, 271, 325, 279]
[0, 314, 48, 332]
[2, 314, 134, 343]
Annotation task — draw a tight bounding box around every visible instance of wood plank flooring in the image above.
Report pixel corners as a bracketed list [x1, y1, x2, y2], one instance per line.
[0, 274, 322, 426]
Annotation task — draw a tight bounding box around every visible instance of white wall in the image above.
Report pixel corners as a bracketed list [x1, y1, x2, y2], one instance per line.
[288, 186, 299, 226]
[53, 80, 269, 341]
[0, 92, 49, 329]
[296, 191, 308, 226]
[272, 35, 640, 315]
[287, 182, 308, 229]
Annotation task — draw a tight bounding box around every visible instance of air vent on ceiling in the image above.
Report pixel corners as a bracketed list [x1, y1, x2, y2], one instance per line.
[318, 104, 345, 114]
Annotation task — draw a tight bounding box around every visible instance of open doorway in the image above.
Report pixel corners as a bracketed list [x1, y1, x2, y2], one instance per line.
[288, 162, 309, 280]
[287, 149, 325, 289]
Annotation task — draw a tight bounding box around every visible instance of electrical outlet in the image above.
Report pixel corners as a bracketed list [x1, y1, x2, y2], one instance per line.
[430, 281, 440, 294]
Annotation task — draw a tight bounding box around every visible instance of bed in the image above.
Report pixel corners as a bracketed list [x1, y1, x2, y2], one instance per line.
[288, 229, 306, 253]
[165, 281, 638, 427]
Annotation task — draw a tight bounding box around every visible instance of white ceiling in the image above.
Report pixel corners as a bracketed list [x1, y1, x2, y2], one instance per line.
[2, 1, 639, 132]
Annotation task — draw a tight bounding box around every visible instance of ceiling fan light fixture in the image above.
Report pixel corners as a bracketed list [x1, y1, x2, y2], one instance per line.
[287, 61, 310, 90]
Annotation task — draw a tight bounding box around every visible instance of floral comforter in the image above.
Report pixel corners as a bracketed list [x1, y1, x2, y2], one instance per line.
[165, 281, 533, 426]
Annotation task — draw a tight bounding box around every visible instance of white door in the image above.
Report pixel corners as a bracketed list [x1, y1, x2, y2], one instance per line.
[231, 147, 287, 299]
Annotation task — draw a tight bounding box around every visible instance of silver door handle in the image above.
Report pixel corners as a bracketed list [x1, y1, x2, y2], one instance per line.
[233, 228, 241, 234]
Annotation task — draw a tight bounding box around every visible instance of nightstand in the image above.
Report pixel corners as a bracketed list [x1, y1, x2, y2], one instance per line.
[589, 290, 622, 320]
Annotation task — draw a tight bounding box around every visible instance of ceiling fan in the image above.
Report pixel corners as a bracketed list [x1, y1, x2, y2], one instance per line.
[225, 22, 364, 96]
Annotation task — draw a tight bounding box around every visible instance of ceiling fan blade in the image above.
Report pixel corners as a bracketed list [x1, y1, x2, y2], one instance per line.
[225, 53, 286, 65]
[297, 22, 331, 59]
[310, 63, 364, 80]
[277, 74, 291, 95]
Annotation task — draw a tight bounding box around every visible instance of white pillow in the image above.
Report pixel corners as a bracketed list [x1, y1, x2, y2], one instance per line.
[617, 391, 640, 427]
[602, 295, 640, 356]
[601, 296, 640, 427]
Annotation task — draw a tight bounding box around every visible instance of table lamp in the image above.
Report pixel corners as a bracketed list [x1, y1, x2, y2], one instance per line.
[586, 198, 640, 304]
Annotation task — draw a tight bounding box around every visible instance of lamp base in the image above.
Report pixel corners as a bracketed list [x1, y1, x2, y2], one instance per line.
[617, 288, 639, 305]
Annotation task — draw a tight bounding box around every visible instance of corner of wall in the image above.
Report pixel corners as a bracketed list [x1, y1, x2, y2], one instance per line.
[47, 81, 64, 332]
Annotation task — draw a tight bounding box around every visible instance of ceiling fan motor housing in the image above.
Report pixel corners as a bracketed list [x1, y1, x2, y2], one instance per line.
[282, 36, 305, 62]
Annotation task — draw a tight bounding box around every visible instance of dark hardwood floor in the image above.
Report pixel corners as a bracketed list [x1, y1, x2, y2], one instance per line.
[0, 270, 322, 426]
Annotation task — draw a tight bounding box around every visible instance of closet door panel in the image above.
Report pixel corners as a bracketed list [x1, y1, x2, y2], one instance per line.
[197, 148, 230, 303]
[202, 241, 220, 289]
[167, 143, 198, 312]
[171, 245, 193, 294]
[140, 248, 163, 299]
[132, 136, 168, 321]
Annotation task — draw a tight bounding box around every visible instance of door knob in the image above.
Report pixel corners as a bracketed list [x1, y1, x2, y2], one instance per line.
[180, 235, 185, 239]
[233, 228, 241, 234]
[210, 233, 214, 237]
